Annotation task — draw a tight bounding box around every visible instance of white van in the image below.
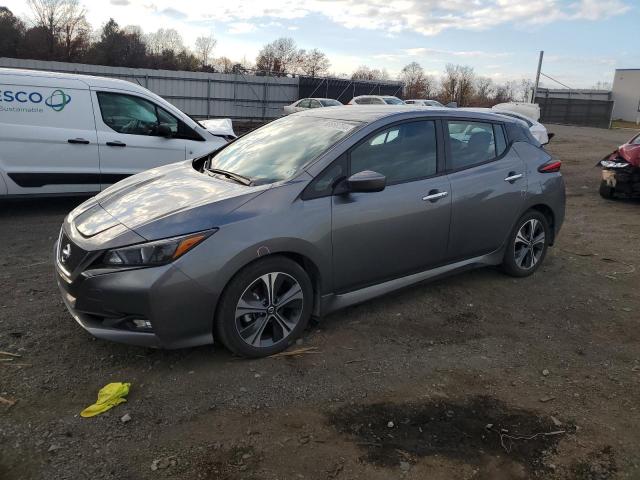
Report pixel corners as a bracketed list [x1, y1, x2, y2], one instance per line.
[0, 68, 227, 197]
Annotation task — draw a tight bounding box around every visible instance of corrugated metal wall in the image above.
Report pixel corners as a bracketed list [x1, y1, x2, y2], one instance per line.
[0, 58, 298, 121]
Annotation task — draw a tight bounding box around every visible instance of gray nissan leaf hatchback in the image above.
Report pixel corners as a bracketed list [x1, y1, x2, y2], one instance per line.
[55, 106, 565, 357]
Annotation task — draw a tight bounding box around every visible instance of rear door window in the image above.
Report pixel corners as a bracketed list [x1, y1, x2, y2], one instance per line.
[446, 121, 497, 170]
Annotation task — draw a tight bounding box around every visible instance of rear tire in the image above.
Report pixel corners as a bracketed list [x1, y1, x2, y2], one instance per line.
[501, 210, 550, 278]
[599, 180, 615, 200]
[215, 256, 313, 358]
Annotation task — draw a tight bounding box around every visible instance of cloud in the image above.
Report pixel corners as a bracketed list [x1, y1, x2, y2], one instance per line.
[160, 7, 187, 20]
[100, 0, 633, 37]
[110, 0, 130, 5]
[227, 22, 257, 34]
[211, 0, 631, 36]
[374, 48, 512, 62]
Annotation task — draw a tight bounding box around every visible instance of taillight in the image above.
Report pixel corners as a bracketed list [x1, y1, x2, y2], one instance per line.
[538, 160, 561, 173]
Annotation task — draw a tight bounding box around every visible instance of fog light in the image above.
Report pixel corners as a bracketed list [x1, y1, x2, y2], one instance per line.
[132, 319, 153, 331]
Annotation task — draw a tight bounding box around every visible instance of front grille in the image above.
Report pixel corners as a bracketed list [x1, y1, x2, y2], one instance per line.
[58, 232, 89, 275]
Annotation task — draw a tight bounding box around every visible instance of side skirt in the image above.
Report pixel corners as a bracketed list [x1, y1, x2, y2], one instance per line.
[319, 249, 504, 316]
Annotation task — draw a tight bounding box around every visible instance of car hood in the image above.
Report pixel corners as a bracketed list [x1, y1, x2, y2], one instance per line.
[69, 161, 269, 245]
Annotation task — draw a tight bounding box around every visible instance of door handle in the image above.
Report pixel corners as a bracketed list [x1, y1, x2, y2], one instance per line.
[504, 173, 523, 183]
[67, 138, 90, 144]
[422, 190, 449, 202]
[106, 141, 126, 147]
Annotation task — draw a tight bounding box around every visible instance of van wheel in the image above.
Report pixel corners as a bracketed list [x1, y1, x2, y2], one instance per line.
[215, 256, 313, 358]
[599, 180, 615, 199]
[501, 211, 550, 278]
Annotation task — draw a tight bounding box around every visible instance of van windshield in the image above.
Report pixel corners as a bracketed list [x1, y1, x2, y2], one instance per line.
[207, 115, 360, 185]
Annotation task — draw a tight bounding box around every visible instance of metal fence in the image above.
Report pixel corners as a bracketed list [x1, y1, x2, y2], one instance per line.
[0, 57, 298, 121]
[536, 93, 614, 128]
[298, 76, 404, 103]
[1, 58, 408, 122]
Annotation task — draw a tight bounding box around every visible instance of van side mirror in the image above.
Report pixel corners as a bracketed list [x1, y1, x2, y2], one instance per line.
[347, 170, 386, 193]
[156, 124, 173, 138]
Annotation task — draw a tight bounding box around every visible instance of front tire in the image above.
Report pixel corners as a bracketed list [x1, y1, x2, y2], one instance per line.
[215, 256, 313, 358]
[501, 211, 550, 277]
[599, 180, 615, 200]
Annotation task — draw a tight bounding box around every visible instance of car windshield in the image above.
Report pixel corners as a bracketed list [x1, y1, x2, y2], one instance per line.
[428, 100, 444, 107]
[320, 99, 342, 107]
[631, 134, 640, 145]
[383, 97, 404, 105]
[207, 115, 360, 185]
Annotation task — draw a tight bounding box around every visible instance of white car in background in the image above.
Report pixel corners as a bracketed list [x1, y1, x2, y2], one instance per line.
[348, 95, 405, 105]
[493, 102, 541, 122]
[283, 98, 342, 115]
[0, 68, 228, 197]
[405, 99, 444, 107]
[462, 107, 552, 145]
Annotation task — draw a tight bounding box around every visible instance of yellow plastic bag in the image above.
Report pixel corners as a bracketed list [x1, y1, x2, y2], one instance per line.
[80, 382, 131, 418]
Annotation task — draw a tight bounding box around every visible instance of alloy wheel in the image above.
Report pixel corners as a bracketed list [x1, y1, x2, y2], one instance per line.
[234, 272, 304, 348]
[514, 218, 546, 270]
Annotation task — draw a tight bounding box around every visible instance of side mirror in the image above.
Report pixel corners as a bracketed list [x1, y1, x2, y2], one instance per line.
[547, 133, 555, 142]
[157, 124, 173, 138]
[446, 102, 458, 108]
[347, 170, 386, 193]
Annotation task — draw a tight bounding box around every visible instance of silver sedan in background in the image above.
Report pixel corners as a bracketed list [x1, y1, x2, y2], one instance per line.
[283, 98, 342, 115]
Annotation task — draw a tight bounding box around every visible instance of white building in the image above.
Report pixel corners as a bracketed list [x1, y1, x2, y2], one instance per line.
[612, 69, 640, 123]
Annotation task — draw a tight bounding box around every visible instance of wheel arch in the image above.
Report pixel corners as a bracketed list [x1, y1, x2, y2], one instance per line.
[528, 203, 556, 245]
[213, 241, 328, 329]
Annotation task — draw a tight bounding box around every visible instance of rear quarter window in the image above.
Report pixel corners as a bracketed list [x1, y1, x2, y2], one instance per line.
[505, 122, 540, 147]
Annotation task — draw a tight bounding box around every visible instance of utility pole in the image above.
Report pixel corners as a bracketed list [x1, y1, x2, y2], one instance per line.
[532, 50, 544, 103]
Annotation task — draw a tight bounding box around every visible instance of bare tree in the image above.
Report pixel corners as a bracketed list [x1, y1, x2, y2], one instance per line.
[439, 64, 475, 106]
[474, 76, 494, 106]
[352, 65, 389, 81]
[27, 0, 87, 58]
[399, 61, 427, 98]
[592, 80, 612, 91]
[255, 37, 304, 74]
[146, 28, 183, 56]
[194, 33, 216, 68]
[299, 48, 330, 77]
[60, 11, 90, 60]
[518, 78, 534, 102]
[212, 56, 233, 73]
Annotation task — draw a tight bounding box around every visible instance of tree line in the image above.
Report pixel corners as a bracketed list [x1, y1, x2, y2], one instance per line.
[1, 0, 531, 105]
[0, 1, 333, 75]
[398, 61, 533, 106]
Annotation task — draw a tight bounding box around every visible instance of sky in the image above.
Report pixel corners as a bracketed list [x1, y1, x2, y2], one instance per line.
[3, 0, 639, 88]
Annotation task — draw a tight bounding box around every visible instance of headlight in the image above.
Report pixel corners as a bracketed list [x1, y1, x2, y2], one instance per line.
[102, 230, 216, 266]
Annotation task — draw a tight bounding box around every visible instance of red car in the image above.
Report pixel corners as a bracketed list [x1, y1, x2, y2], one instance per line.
[599, 131, 640, 199]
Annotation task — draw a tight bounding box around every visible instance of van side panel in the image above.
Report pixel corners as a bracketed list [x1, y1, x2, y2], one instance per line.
[0, 73, 100, 195]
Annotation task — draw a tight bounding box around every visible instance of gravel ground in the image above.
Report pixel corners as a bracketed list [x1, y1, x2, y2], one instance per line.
[1, 124, 639, 479]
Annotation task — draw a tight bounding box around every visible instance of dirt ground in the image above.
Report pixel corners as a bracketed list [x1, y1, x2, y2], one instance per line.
[1, 124, 639, 480]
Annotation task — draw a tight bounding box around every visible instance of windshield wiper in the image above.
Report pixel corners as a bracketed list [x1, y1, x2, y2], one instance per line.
[204, 167, 252, 186]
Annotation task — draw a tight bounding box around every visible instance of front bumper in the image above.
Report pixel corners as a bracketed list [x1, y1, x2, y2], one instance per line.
[601, 164, 640, 196]
[54, 240, 216, 349]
